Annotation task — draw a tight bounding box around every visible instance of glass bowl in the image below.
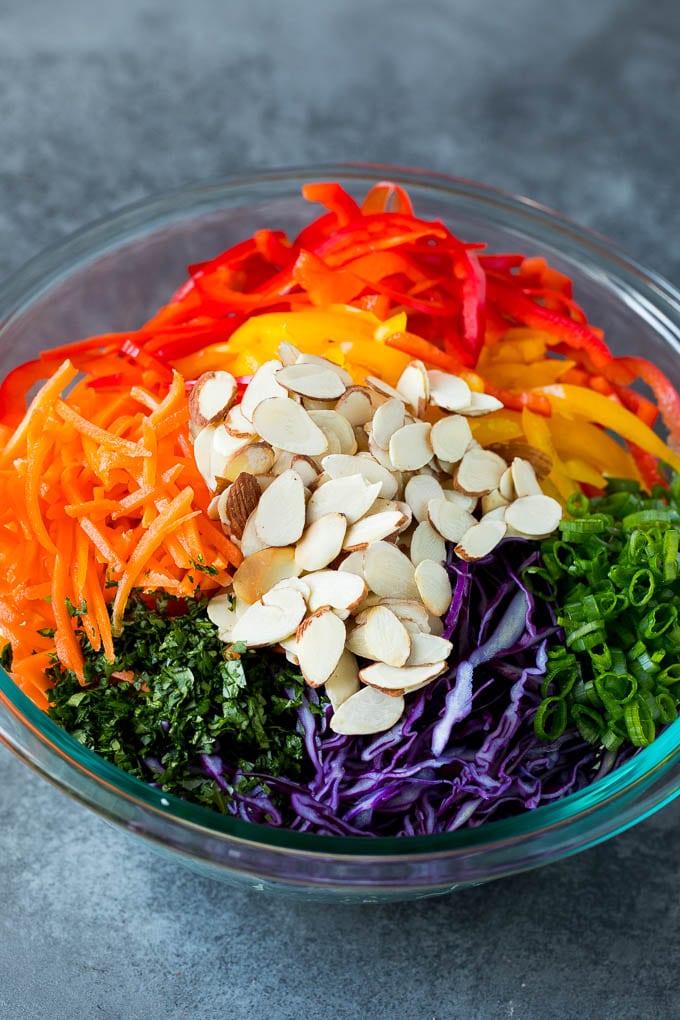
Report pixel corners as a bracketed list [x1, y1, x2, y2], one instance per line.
[2, 165, 680, 902]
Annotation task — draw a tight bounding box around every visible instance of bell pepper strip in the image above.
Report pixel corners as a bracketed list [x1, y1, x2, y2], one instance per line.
[361, 181, 415, 215]
[487, 279, 612, 368]
[520, 408, 580, 500]
[626, 441, 669, 490]
[301, 182, 362, 226]
[517, 256, 574, 298]
[549, 414, 640, 481]
[537, 384, 680, 474]
[603, 356, 680, 449]
[484, 384, 552, 417]
[384, 331, 465, 375]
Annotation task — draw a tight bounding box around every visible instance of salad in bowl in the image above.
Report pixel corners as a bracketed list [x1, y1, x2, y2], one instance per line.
[2, 169, 680, 892]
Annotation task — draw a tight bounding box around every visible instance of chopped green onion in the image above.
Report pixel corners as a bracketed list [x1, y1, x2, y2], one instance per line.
[533, 697, 568, 740]
[533, 474, 680, 752]
[624, 696, 656, 746]
[628, 569, 655, 607]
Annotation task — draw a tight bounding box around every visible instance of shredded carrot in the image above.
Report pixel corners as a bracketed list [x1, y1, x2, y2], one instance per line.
[0, 356, 240, 704]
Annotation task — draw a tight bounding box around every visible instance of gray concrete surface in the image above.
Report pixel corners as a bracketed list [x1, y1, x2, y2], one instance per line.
[1, 1, 680, 1017]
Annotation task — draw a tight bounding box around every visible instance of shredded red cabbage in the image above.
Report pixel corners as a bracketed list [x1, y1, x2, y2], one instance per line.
[204, 539, 632, 837]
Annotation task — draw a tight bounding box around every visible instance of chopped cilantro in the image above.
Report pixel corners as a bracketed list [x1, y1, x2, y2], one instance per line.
[46, 592, 318, 813]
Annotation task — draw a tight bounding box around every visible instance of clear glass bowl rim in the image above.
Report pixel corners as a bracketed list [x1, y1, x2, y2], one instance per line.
[2, 161, 680, 862]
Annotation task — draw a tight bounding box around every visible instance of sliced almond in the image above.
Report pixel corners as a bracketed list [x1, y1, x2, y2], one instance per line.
[442, 488, 478, 512]
[271, 450, 295, 476]
[240, 508, 268, 557]
[301, 396, 336, 413]
[330, 685, 405, 735]
[268, 575, 311, 600]
[510, 457, 543, 497]
[306, 474, 381, 524]
[295, 513, 347, 572]
[481, 505, 509, 523]
[275, 362, 346, 400]
[410, 520, 447, 566]
[345, 623, 373, 658]
[363, 540, 419, 600]
[322, 453, 398, 499]
[232, 546, 301, 604]
[380, 599, 432, 632]
[406, 632, 453, 667]
[367, 430, 399, 470]
[231, 588, 307, 647]
[404, 474, 445, 523]
[388, 421, 433, 471]
[307, 410, 357, 455]
[359, 660, 446, 693]
[396, 360, 430, 417]
[455, 519, 507, 561]
[455, 448, 507, 496]
[457, 391, 504, 416]
[414, 559, 452, 617]
[189, 370, 237, 429]
[296, 608, 347, 687]
[207, 493, 222, 521]
[252, 397, 328, 456]
[504, 494, 562, 538]
[217, 441, 276, 488]
[365, 498, 412, 534]
[488, 441, 553, 479]
[296, 351, 353, 387]
[335, 386, 375, 427]
[338, 550, 366, 578]
[427, 370, 472, 412]
[290, 455, 319, 488]
[499, 467, 516, 501]
[224, 403, 256, 439]
[193, 424, 219, 490]
[343, 510, 408, 550]
[278, 341, 300, 367]
[364, 606, 411, 667]
[353, 425, 370, 453]
[481, 488, 510, 514]
[253, 469, 306, 546]
[365, 375, 403, 402]
[225, 471, 261, 538]
[240, 360, 287, 422]
[325, 649, 360, 711]
[278, 635, 300, 665]
[430, 415, 473, 464]
[371, 397, 406, 450]
[304, 569, 367, 612]
[256, 474, 277, 492]
[207, 592, 246, 640]
[427, 498, 477, 543]
[210, 425, 252, 488]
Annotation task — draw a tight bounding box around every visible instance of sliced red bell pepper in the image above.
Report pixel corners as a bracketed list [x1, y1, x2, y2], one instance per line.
[518, 256, 573, 298]
[361, 181, 414, 215]
[603, 356, 680, 447]
[301, 182, 362, 226]
[487, 280, 612, 368]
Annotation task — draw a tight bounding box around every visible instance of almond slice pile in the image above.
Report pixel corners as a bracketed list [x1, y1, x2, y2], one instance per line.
[191, 346, 562, 736]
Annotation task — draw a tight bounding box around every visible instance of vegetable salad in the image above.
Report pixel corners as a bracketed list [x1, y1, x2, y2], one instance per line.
[2, 180, 680, 836]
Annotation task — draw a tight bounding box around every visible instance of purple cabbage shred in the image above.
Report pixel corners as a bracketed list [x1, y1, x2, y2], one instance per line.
[197, 539, 634, 837]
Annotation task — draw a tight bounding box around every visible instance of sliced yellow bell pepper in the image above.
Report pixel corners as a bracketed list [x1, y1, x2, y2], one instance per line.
[521, 408, 580, 501]
[539, 385, 680, 474]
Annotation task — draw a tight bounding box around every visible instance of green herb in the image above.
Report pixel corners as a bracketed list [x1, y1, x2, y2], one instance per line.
[533, 476, 680, 749]
[46, 592, 318, 813]
[1, 643, 13, 672]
